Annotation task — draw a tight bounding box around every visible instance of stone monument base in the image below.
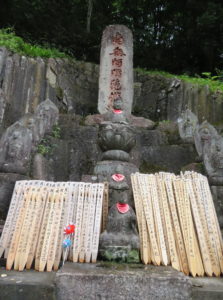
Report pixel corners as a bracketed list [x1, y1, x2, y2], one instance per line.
[1, 261, 223, 300]
[56, 263, 191, 300]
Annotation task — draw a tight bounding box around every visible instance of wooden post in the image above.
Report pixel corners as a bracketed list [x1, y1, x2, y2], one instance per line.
[91, 184, 104, 263]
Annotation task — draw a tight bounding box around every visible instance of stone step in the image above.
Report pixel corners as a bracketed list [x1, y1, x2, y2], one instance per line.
[0, 262, 223, 300]
[0, 267, 56, 300]
[191, 277, 223, 300]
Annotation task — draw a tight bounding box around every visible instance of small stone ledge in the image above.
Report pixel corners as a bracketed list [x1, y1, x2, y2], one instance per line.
[0, 268, 56, 300]
[191, 277, 223, 300]
[55, 263, 192, 300]
[1, 262, 223, 300]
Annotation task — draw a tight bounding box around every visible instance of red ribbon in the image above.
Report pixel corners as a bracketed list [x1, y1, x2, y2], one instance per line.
[116, 202, 130, 214]
[112, 174, 125, 182]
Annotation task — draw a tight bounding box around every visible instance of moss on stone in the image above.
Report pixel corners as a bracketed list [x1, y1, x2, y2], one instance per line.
[55, 86, 64, 100]
[139, 161, 167, 174]
[127, 250, 140, 263]
[181, 162, 206, 175]
[96, 261, 143, 270]
[100, 247, 140, 263]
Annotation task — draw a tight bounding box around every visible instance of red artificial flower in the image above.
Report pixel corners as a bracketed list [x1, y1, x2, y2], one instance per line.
[64, 223, 75, 235]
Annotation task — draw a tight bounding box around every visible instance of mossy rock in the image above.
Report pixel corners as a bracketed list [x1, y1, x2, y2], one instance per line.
[139, 161, 168, 174]
[181, 162, 206, 175]
[99, 246, 140, 263]
[157, 121, 181, 144]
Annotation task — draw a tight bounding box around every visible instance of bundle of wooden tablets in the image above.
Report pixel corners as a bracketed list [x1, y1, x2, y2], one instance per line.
[131, 172, 223, 277]
[0, 180, 108, 271]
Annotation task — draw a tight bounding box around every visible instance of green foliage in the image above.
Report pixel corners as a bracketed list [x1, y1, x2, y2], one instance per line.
[37, 138, 52, 156]
[139, 161, 167, 174]
[37, 124, 61, 156]
[0, 0, 223, 76]
[0, 28, 68, 58]
[0, 1, 223, 75]
[51, 124, 61, 139]
[136, 68, 223, 93]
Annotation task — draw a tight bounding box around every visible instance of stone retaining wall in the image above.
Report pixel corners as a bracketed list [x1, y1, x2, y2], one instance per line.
[0, 46, 223, 134]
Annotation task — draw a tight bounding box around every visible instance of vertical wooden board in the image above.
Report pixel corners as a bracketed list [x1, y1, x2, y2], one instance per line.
[141, 208, 150, 264]
[0, 181, 26, 258]
[192, 224, 205, 276]
[72, 183, 85, 262]
[62, 182, 72, 262]
[185, 179, 213, 276]
[183, 172, 205, 276]
[155, 174, 170, 265]
[131, 174, 144, 260]
[180, 178, 203, 276]
[91, 184, 104, 263]
[47, 188, 64, 272]
[68, 183, 79, 261]
[82, 184, 94, 262]
[60, 183, 73, 264]
[192, 176, 219, 276]
[4, 181, 37, 259]
[79, 183, 91, 262]
[12, 187, 34, 270]
[159, 176, 180, 272]
[65, 183, 75, 225]
[53, 185, 68, 271]
[6, 188, 28, 270]
[102, 182, 109, 232]
[165, 177, 189, 275]
[35, 184, 53, 271]
[137, 174, 153, 263]
[177, 178, 199, 277]
[197, 176, 220, 276]
[181, 173, 204, 276]
[199, 175, 223, 274]
[18, 187, 40, 271]
[39, 187, 57, 272]
[85, 184, 97, 263]
[149, 175, 168, 266]
[139, 174, 160, 266]
[204, 177, 223, 252]
[26, 185, 48, 269]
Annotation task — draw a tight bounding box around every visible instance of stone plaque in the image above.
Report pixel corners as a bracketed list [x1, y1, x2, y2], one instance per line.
[98, 25, 133, 114]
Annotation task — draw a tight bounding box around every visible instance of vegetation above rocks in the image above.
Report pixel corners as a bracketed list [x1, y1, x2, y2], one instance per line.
[1, 28, 222, 94]
[0, 28, 68, 58]
[136, 68, 223, 93]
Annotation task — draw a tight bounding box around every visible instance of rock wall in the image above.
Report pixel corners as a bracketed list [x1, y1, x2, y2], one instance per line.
[0, 46, 223, 134]
[0, 47, 99, 133]
[133, 73, 223, 127]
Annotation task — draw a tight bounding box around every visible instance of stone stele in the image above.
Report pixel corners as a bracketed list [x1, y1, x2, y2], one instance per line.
[98, 25, 133, 114]
[178, 109, 198, 143]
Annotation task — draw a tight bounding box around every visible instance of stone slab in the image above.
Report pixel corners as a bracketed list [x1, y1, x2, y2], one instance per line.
[0, 262, 223, 299]
[0, 267, 56, 300]
[98, 25, 133, 114]
[191, 277, 223, 300]
[210, 186, 223, 229]
[140, 144, 197, 174]
[56, 262, 191, 300]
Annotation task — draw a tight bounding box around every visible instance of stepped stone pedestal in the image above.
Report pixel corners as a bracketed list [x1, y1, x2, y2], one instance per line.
[56, 263, 191, 300]
[1, 256, 223, 300]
